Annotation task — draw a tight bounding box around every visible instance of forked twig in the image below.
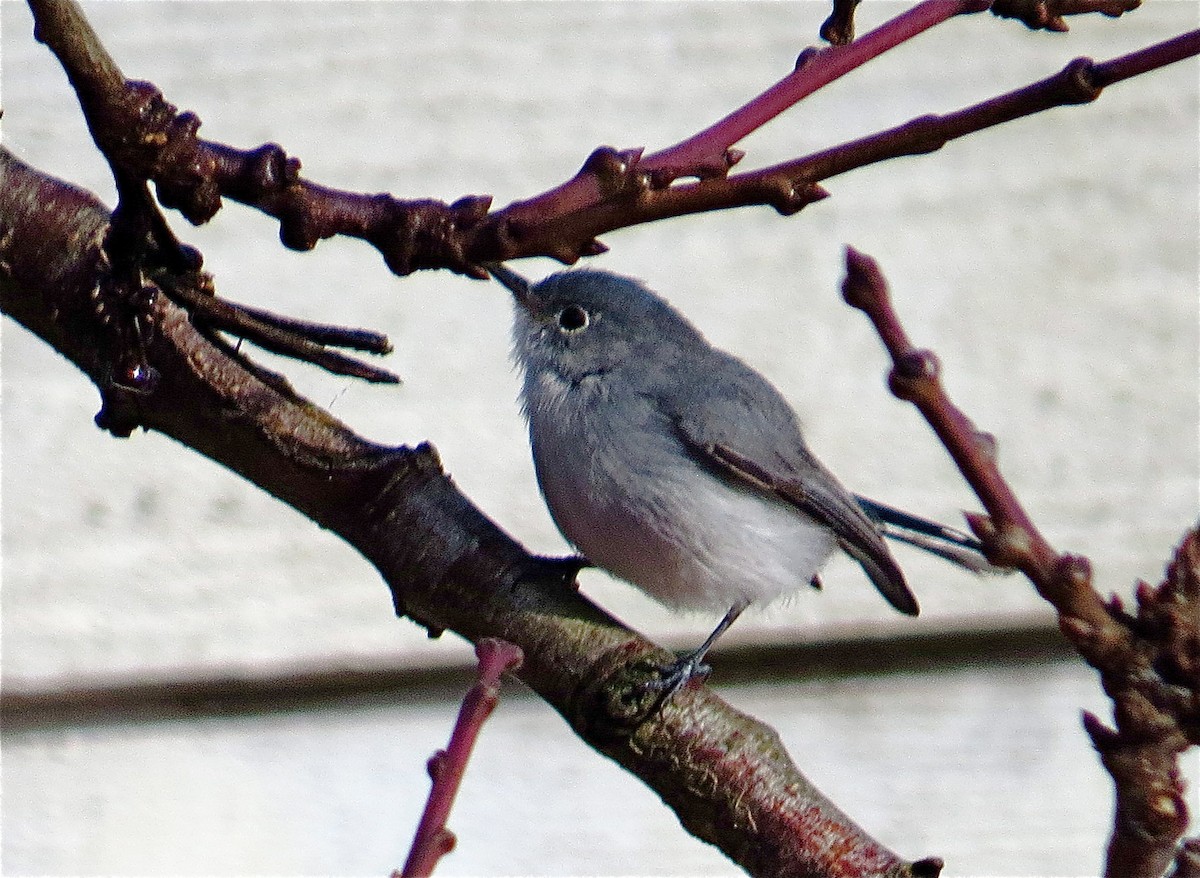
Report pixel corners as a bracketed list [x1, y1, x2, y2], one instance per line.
[493, 30, 1200, 262]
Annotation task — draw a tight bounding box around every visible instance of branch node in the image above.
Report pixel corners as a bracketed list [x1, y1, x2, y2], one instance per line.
[434, 829, 457, 856]
[581, 146, 646, 196]
[991, 0, 1141, 33]
[973, 429, 999, 464]
[1058, 552, 1094, 591]
[246, 143, 298, 192]
[426, 750, 448, 781]
[841, 245, 888, 309]
[768, 180, 829, 215]
[888, 349, 941, 402]
[450, 194, 493, 224]
[1061, 56, 1104, 104]
[1083, 709, 1121, 747]
[964, 510, 996, 543]
[93, 386, 146, 438]
[474, 637, 525, 681]
[989, 521, 1037, 568]
[795, 46, 824, 70]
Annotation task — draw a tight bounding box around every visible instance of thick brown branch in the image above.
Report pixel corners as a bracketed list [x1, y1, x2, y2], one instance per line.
[27, 0, 495, 277]
[0, 147, 933, 878]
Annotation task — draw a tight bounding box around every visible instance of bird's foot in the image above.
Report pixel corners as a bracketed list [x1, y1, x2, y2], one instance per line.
[633, 603, 745, 706]
[637, 649, 712, 701]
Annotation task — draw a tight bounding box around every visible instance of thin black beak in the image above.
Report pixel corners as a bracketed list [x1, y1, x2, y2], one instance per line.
[484, 263, 533, 306]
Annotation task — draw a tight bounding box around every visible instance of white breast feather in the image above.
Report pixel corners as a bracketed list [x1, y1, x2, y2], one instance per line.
[525, 370, 837, 612]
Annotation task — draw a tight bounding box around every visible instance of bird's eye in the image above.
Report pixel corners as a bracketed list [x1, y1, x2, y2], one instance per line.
[557, 304, 589, 332]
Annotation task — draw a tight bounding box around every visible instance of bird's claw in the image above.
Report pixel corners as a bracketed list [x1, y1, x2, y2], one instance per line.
[637, 651, 712, 700]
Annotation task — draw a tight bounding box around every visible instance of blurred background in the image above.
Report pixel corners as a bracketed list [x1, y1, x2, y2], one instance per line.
[2, 2, 1196, 875]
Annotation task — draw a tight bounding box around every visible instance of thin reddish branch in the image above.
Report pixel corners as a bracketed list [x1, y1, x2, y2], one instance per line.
[840, 248, 1064, 586]
[841, 247, 1198, 878]
[486, 31, 1199, 264]
[26, 0, 1199, 276]
[401, 639, 524, 878]
[1093, 29, 1200, 85]
[641, 0, 989, 181]
[496, 0, 989, 241]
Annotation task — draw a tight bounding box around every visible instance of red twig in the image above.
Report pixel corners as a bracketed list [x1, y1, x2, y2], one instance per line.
[501, 0, 987, 229]
[841, 247, 1198, 878]
[400, 639, 524, 878]
[489, 30, 1200, 265]
[642, 0, 989, 182]
[27, 0, 1199, 275]
[1093, 29, 1200, 86]
[841, 247, 1065, 586]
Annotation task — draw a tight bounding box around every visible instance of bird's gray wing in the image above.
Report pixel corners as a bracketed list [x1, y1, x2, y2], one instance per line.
[665, 359, 919, 616]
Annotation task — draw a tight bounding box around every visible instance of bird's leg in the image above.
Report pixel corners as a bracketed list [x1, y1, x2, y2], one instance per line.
[641, 601, 748, 697]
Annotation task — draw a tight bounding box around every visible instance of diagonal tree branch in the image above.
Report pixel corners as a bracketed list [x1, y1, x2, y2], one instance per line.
[400, 639, 525, 878]
[0, 146, 937, 878]
[28, 0, 1197, 279]
[841, 247, 1198, 878]
[490, 30, 1200, 262]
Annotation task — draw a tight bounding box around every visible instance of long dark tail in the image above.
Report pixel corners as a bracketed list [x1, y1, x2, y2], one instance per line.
[854, 496, 1004, 575]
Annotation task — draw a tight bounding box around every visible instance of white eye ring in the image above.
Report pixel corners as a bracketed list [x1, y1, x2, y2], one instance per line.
[557, 304, 590, 333]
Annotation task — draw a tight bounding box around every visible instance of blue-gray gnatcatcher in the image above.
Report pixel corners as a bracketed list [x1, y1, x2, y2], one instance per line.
[489, 264, 993, 692]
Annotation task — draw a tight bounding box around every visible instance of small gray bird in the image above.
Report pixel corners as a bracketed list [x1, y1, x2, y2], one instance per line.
[491, 264, 992, 693]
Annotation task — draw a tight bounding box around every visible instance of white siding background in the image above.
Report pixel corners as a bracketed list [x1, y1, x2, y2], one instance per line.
[2, 2, 1197, 875]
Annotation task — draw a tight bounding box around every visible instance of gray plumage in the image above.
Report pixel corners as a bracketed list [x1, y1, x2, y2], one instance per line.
[493, 264, 990, 687]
